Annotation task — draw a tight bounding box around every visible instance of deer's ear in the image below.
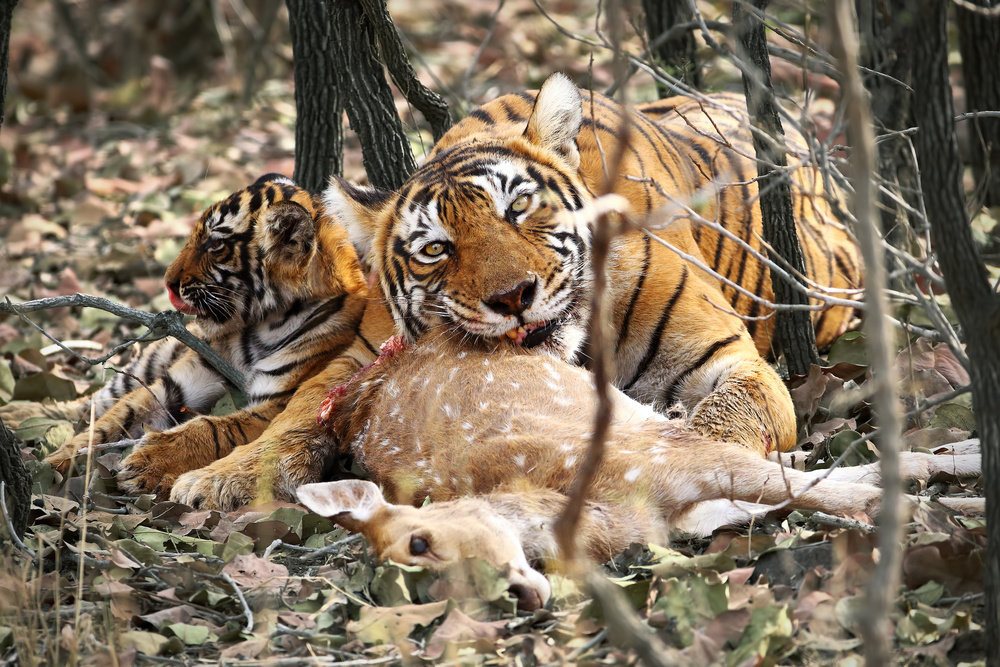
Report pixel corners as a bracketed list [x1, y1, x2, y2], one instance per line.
[322, 176, 393, 264]
[297, 480, 387, 533]
[524, 73, 582, 169]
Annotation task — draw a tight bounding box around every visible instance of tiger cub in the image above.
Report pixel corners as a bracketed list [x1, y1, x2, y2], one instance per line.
[43, 174, 368, 497]
[323, 73, 861, 455]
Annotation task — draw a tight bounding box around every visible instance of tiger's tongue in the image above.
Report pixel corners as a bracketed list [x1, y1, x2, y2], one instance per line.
[167, 287, 197, 315]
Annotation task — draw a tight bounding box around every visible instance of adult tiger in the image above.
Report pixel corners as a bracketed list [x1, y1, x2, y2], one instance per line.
[321, 73, 859, 454]
[44, 174, 368, 497]
[168, 74, 861, 511]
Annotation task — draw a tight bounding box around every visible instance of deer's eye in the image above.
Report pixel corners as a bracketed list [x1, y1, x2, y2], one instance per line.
[409, 535, 429, 556]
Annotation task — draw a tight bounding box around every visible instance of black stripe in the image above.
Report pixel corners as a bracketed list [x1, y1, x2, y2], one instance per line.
[615, 235, 651, 353]
[661, 333, 742, 407]
[621, 266, 688, 391]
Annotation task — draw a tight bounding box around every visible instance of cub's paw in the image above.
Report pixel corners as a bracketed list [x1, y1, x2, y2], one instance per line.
[44, 436, 88, 475]
[170, 453, 277, 511]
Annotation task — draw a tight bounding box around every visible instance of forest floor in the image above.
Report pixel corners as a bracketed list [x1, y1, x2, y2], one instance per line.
[0, 0, 995, 664]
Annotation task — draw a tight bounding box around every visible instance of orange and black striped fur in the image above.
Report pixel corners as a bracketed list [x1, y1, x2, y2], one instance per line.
[323, 73, 861, 455]
[44, 174, 368, 496]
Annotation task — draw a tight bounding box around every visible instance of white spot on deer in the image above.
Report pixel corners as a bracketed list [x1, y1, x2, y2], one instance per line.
[458, 351, 467, 359]
[564, 455, 578, 468]
[432, 474, 442, 485]
[388, 446, 400, 456]
[484, 371, 494, 383]
[509, 381, 520, 389]
[619, 449, 634, 455]
[443, 403, 454, 418]
[416, 459, 429, 469]
[379, 438, 390, 450]
[387, 381, 399, 397]
[360, 381, 370, 389]
[546, 381, 561, 391]
[652, 455, 666, 465]
[559, 443, 573, 453]
[465, 434, 475, 443]
[422, 377, 431, 388]
[513, 454, 527, 468]
[462, 422, 473, 430]
[483, 358, 490, 366]
[415, 438, 422, 453]
[478, 401, 490, 410]
[624, 466, 643, 483]
[464, 476, 473, 488]
[448, 367, 459, 382]
[554, 396, 573, 407]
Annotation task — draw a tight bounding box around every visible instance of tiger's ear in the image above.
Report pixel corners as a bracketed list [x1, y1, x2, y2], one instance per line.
[260, 200, 316, 264]
[323, 176, 394, 264]
[524, 73, 583, 169]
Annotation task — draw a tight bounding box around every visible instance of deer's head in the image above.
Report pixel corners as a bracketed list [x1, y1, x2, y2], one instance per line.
[297, 479, 551, 611]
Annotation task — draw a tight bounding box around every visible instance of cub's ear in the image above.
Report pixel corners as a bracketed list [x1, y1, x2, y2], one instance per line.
[323, 176, 394, 264]
[524, 73, 583, 169]
[260, 200, 316, 264]
[296, 480, 387, 535]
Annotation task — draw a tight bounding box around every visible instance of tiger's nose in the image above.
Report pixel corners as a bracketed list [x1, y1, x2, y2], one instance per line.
[484, 279, 536, 316]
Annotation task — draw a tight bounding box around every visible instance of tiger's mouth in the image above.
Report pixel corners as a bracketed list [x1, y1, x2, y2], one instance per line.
[502, 319, 561, 348]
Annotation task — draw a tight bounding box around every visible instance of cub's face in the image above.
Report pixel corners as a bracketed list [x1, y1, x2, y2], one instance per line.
[165, 174, 321, 334]
[325, 74, 602, 359]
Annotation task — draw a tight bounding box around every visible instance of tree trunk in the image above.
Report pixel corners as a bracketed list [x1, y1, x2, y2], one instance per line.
[642, 0, 702, 92]
[855, 0, 913, 249]
[324, 0, 416, 191]
[0, 417, 30, 546]
[0, 0, 28, 547]
[956, 0, 1000, 207]
[286, 0, 343, 194]
[908, 1, 1000, 661]
[732, 0, 819, 377]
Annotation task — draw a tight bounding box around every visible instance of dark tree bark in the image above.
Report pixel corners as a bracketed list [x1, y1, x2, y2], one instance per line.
[855, 0, 914, 248]
[0, 417, 30, 546]
[286, 0, 343, 194]
[357, 0, 451, 142]
[324, 0, 416, 191]
[642, 0, 702, 92]
[956, 0, 1000, 207]
[732, 0, 819, 376]
[907, 1, 1000, 660]
[0, 0, 28, 548]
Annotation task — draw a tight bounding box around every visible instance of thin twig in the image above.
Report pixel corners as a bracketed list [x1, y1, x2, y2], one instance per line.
[221, 572, 254, 633]
[830, 5, 903, 665]
[0, 481, 36, 559]
[0, 294, 246, 391]
[811, 511, 877, 534]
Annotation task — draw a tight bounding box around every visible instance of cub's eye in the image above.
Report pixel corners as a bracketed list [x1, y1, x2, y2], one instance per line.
[509, 194, 531, 214]
[206, 239, 226, 253]
[409, 535, 430, 556]
[420, 242, 448, 258]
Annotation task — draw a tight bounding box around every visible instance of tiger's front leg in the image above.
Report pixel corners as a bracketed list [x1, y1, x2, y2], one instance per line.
[44, 351, 227, 474]
[169, 353, 372, 510]
[116, 399, 287, 497]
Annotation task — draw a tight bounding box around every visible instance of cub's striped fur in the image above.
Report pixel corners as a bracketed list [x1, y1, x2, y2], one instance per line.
[44, 174, 367, 497]
[324, 73, 861, 455]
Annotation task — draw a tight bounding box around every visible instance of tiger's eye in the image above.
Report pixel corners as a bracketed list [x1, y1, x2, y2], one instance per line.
[409, 535, 429, 556]
[510, 195, 530, 213]
[422, 242, 446, 257]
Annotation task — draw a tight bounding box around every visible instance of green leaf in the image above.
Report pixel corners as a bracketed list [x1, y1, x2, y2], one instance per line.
[163, 622, 213, 645]
[211, 389, 248, 416]
[827, 331, 868, 367]
[216, 531, 255, 562]
[928, 403, 976, 431]
[0, 626, 12, 652]
[826, 430, 877, 465]
[13, 373, 78, 402]
[650, 575, 730, 648]
[347, 600, 450, 645]
[727, 605, 793, 666]
[261, 506, 306, 537]
[15, 417, 74, 443]
[114, 538, 163, 566]
[0, 361, 14, 403]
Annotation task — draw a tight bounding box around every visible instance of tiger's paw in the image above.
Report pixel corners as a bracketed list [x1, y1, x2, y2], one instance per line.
[170, 454, 279, 511]
[43, 434, 90, 475]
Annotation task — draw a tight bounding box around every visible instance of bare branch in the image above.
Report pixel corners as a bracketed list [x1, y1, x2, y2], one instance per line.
[0, 294, 246, 392]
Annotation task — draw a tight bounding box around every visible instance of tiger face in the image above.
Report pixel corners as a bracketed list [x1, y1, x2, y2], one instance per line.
[325, 74, 598, 359]
[167, 174, 354, 335]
